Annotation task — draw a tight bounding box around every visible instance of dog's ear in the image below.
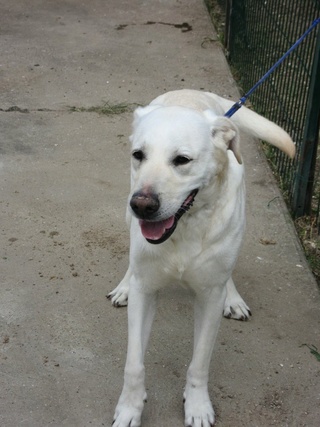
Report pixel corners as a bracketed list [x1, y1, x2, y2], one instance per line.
[131, 105, 162, 142]
[204, 112, 242, 165]
[133, 105, 161, 121]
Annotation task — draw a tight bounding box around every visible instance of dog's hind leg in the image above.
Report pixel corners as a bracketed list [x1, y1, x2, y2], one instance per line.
[184, 284, 227, 427]
[112, 279, 157, 427]
[223, 277, 251, 320]
[107, 266, 131, 307]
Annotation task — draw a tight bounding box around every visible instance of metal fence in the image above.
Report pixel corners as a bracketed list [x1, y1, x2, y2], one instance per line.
[220, 0, 320, 223]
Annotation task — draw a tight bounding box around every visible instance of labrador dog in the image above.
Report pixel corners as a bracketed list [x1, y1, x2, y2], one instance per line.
[108, 89, 295, 427]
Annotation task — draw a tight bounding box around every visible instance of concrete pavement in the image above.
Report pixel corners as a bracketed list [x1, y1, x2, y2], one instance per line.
[0, 1, 319, 426]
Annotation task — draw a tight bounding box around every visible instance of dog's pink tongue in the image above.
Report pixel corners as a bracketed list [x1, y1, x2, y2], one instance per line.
[139, 217, 175, 240]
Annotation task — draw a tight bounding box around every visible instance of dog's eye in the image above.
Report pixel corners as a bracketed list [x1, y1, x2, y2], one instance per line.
[173, 155, 192, 166]
[132, 150, 145, 161]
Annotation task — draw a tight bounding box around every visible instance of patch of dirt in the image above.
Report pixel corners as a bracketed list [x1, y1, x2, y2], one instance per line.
[295, 216, 320, 283]
[82, 228, 128, 259]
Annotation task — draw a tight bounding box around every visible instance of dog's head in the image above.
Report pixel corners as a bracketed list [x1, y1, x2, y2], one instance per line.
[128, 105, 242, 244]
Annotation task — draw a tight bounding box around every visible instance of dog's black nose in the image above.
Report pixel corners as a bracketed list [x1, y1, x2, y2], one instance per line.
[130, 191, 160, 219]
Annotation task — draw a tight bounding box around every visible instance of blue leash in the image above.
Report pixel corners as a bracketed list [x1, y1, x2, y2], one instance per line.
[224, 17, 320, 118]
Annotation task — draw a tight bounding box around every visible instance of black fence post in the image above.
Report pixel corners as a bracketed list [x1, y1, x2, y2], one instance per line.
[292, 26, 320, 218]
[225, 0, 232, 51]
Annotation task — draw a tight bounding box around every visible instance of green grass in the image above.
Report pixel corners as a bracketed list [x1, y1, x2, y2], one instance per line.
[301, 344, 320, 362]
[69, 101, 136, 115]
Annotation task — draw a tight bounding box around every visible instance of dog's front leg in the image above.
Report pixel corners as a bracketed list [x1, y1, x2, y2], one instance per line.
[184, 285, 227, 427]
[113, 279, 157, 427]
[108, 266, 132, 307]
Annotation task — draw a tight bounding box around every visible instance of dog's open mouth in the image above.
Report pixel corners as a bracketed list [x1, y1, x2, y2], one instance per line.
[139, 190, 198, 244]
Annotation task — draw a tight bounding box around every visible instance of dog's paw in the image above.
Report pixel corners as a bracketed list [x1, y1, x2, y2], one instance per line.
[183, 387, 215, 427]
[107, 282, 129, 307]
[112, 406, 142, 427]
[223, 297, 251, 320]
[112, 390, 147, 427]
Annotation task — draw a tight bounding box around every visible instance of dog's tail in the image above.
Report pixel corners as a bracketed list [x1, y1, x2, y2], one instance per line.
[208, 93, 296, 159]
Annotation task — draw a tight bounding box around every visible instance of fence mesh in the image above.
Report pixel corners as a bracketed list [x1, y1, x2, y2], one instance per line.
[224, 0, 320, 220]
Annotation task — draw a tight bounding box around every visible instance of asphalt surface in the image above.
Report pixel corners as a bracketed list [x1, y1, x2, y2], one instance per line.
[0, 1, 320, 426]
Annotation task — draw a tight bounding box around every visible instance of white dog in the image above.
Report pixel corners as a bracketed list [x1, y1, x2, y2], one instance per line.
[108, 89, 295, 427]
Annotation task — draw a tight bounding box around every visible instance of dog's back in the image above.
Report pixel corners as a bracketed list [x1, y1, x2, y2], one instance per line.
[151, 89, 295, 159]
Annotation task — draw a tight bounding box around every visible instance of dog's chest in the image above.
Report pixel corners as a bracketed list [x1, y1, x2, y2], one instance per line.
[164, 252, 191, 279]
[159, 236, 205, 280]
[152, 213, 243, 287]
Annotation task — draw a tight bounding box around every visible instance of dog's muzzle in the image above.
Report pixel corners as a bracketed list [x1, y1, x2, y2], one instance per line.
[130, 189, 198, 244]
